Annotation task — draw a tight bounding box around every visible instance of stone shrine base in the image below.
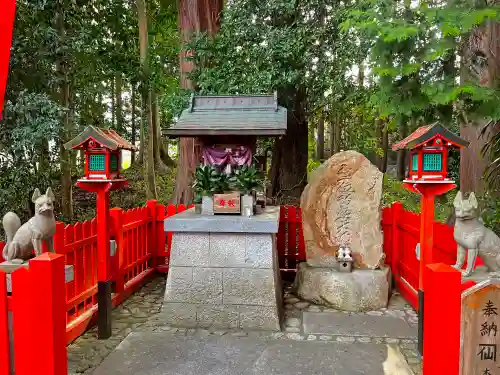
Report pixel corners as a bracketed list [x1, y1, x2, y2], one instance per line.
[293, 263, 391, 312]
[162, 207, 282, 331]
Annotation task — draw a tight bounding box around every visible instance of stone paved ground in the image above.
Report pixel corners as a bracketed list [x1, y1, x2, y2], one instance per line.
[68, 276, 422, 374]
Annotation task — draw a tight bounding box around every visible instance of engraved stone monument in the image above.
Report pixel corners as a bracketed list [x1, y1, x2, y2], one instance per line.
[294, 151, 390, 312]
[461, 279, 500, 375]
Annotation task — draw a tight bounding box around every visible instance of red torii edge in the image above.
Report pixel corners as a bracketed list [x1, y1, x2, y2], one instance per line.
[0, 0, 16, 119]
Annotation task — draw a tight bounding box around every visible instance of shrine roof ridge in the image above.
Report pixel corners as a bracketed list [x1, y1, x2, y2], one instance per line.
[64, 126, 137, 151]
[164, 92, 287, 137]
[392, 122, 469, 151]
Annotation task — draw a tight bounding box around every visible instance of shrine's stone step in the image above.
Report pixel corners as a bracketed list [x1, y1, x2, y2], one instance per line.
[303, 311, 417, 339]
[92, 331, 414, 375]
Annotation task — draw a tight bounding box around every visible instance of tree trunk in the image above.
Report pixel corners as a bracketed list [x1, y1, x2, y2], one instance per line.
[152, 91, 169, 174]
[56, 2, 73, 220]
[39, 140, 50, 174]
[174, 0, 223, 204]
[381, 123, 389, 173]
[160, 138, 175, 166]
[459, 22, 499, 194]
[316, 114, 325, 161]
[396, 120, 408, 181]
[268, 91, 308, 204]
[139, 121, 145, 164]
[131, 83, 136, 164]
[331, 112, 341, 154]
[115, 73, 124, 133]
[136, 0, 157, 199]
[97, 90, 105, 126]
[111, 77, 115, 127]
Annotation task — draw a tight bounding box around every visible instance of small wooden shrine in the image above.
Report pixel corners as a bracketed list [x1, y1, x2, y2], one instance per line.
[162, 94, 287, 330]
[64, 126, 137, 182]
[165, 92, 287, 164]
[166, 92, 287, 214]
[392, 123, 469, 183]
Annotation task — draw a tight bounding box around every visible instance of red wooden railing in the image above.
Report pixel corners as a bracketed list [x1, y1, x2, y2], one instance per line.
[1, 253, 67, 375]
[59, 201, 164, 343]
[382, 202, 482, 310]
[277, 206, 305, 278]
[0, 200, 478, 375]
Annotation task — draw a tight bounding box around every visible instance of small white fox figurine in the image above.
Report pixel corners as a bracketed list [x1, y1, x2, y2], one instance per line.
[452, 191, 500, 277]
[2, 188, 56, 262]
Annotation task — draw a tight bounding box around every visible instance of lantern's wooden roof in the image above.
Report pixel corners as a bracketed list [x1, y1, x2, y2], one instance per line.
[164, 93, 287, 137]
[392, 123, 469, 151]
[64, 126, 137, 151]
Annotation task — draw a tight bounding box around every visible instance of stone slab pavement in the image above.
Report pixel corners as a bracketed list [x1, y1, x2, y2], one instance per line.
[303, 311, 416, 338]
[67, 276, 422, 375]
[92, 331, 414, 375]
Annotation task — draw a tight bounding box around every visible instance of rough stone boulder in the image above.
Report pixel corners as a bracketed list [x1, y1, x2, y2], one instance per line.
[301, 150, 384, 269]
[294, 263, 391, 312]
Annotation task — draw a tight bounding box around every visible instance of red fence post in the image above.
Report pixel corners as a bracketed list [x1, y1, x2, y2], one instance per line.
[423, 263, 461, 375]
[11, 267, 33, 375]
[391, 202, 403, 287]
[147, 200, 158, 268]
[110, 208, 124, 294]
[53, 221, 65, 254]
[29, 253, 67, 375]
[155, 204, 166, 272]
[0, 271, 10, 375]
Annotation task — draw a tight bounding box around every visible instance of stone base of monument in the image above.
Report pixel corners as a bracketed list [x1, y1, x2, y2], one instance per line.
[293, 263, 391, 312]
[162, 207, 283, 331]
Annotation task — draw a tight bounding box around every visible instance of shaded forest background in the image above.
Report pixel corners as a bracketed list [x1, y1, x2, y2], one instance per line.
[2, 0, 500, 233]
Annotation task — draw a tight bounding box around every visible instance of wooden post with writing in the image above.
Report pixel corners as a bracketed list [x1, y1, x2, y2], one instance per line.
[460, 279, 500, 375]
[423, 263, 461, 375]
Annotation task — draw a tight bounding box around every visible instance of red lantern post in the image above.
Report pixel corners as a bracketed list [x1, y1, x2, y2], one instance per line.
[64, 126, 136, 339]
[392, 122, 469, 356]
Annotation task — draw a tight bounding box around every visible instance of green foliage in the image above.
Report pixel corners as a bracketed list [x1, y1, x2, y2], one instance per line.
[211, 171, 232, 194]
[477, 191, 500, 236]
[229, 166, 264, 195]
[192, 165, 220, 196]
[382, 176, 454, 223]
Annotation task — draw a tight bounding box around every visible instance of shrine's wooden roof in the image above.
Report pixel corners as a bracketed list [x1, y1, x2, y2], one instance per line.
[164, 93, 287, 137]
[392, 123, 469, 151]
[64, 126, 137, 151]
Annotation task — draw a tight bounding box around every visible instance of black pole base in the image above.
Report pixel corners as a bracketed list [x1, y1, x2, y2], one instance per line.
[98, 280, 112, 340]
[418, 289, 424, 357]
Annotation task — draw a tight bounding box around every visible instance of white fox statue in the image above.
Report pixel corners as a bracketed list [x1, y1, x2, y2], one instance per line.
[2, 188, 56, 262]
[452, 191, 500, 277]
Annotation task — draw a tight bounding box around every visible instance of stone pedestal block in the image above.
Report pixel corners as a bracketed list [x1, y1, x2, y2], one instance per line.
[162, 207, 283, 331]
[294, 263, 391, 312]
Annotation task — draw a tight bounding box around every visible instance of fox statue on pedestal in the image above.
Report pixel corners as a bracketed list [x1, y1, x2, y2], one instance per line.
[452, 191, 500, 277]
[2, 188, 56, 262]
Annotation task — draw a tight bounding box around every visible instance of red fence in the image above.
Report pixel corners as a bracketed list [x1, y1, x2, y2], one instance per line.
[274, 202, 479, 310]
[382, 202, 482, 310]
[0, 254, 67, 375]
[0, 200, 473, 375]
[277, 206, 305, 278]
[57, 201, 168, 343]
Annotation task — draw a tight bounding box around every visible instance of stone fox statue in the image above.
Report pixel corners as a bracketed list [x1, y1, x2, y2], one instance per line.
[2, 188, 56, 261]
[452, 191, 500, 277]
